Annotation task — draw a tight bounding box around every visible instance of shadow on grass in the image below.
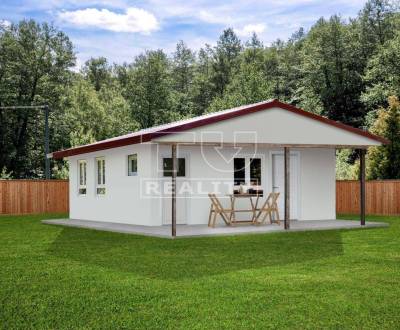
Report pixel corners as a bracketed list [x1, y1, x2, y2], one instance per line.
[48, 227, 344, 280]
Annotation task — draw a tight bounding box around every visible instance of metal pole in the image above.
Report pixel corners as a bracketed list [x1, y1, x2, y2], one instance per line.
[360, 149, 366, 226]
[284, 147, 290, 230]
[171, 144, 177, 237]
[44, 105, 50, 179]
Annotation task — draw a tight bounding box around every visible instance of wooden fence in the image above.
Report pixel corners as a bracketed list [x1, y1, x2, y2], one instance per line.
[0, 180, 69, 215]
[336, 180, 400, 216]
[0, 179, 399, 216]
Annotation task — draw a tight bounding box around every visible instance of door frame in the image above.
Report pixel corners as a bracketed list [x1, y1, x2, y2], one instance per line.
[270, 150, 301, 220]
[159, 152, 190, 225]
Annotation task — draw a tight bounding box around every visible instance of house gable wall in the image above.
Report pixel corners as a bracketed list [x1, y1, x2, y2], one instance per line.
[153, 107, 381, 146]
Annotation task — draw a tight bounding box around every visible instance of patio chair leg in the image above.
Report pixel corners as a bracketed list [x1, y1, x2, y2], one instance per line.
[261, 211, 270, 224]
[212, 213, 217, 227]
[208, 205, 213, 227]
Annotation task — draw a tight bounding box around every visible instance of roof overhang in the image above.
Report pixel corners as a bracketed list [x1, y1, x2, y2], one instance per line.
[52, 99, 389, 159]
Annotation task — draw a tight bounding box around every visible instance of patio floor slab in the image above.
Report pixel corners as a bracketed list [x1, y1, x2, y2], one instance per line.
[42, 219, 388, 238]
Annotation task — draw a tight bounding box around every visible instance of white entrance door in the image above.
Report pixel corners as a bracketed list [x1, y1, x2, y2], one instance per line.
[162, 156, 188, 225]
[272, 153, 299, 220]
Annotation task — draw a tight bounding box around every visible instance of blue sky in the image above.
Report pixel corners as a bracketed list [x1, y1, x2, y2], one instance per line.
[1, 0, 367, 69]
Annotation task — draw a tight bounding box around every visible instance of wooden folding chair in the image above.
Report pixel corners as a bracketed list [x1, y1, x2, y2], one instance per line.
[253, 192, 281, 225]
[208, 194, 233, 227]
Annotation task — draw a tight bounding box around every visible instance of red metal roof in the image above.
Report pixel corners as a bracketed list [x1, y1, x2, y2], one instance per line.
[52, 99, 389, 159]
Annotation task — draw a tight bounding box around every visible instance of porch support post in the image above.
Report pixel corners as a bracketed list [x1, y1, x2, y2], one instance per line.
[284, 147, 290, 230]
[171, 143, 177, 237]
[359, 148, 366, 226]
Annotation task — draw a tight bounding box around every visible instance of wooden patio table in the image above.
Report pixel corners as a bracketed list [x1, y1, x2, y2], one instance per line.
[227, 193, 262, 225]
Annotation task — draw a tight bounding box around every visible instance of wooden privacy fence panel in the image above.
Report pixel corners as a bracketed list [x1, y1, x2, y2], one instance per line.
[1, 179, 399, 216]
[336, 180, 400, 216]
[0, 180, 69, 215]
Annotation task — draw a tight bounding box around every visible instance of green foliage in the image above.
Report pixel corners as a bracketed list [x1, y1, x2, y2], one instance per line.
[1, 1, 400, 178]
[0, 166, 13, 179]
[358, 0, 396, 56]
[62, 78, 138, 142]
[122, 50, 178, 128]
[191, 45, 215, 115]
[211, 28, 242, 96]
[208, 55, 274, 112]
[362, 32, 400, 109]
[0, 19, 75, 178]
[170, 41, 196, 117]
[300, 16, 366, 125]
[81, 57, 112, 91]
[52, 161, 69, 179]
[368, 96, 400, 179]
[336, 150, 359, 180]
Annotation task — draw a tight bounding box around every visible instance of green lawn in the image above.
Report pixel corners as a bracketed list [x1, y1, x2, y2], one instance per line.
[1, 214, 399, 329]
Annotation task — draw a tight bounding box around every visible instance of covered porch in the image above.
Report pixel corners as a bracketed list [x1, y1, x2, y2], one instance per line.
[163, 142, 370, 237]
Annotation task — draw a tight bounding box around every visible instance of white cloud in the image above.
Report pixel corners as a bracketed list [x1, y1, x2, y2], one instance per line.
[235, 23, 266, 37]
[58, 7, 159, 34]
[0, 19, 11, 28]
[197, 10, 233, 25]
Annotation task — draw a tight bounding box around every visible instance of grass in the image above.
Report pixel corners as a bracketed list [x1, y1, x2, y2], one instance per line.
[0, 214, 399, 329]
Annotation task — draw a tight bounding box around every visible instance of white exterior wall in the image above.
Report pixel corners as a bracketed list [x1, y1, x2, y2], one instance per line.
[68, 142, 336, 226]
[299, 148, 336, 220]
[68, 143, 158, 225]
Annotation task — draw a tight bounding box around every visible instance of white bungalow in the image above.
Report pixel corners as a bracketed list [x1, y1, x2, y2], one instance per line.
[51, 100, 387, 236]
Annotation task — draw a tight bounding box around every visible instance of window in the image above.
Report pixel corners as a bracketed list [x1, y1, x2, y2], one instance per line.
[234, 158, 246, 185]
[234, 157, 262, 186]
[78, 160, 87, 195]
[96, 157, 106, 195]
[250, 158, 261, 185]
[128, 154, 137, 176]
[163, 158, 185, 177]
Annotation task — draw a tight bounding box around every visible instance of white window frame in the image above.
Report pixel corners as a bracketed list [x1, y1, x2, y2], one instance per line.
[233, 156, 263, 189]
[127, 154, 138, 176]
[95, 157, 106, 195]
[78, 160, 87, 195]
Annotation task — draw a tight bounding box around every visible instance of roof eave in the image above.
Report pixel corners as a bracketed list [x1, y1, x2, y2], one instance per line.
[51, 99, 389, 159]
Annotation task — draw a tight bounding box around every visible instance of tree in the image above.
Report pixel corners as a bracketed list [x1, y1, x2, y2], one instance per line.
[300, 16, 366, 125]
[0, 20, 75, 178]
[122, 50, 176, 128]
[81, 57, 112, 91]
[211, 28, 242, 95]
[368, 96, 400, 179]
[244, 33, 264, 63]
[62, 78, 138, 143]
[362, 31, 400, 110]
[208, 59, 274, 112]
[208, 42, 273, 112]
[358, 0, 395, 59]
[170, 41, 195, 117]
[191, 45, 215, 116]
